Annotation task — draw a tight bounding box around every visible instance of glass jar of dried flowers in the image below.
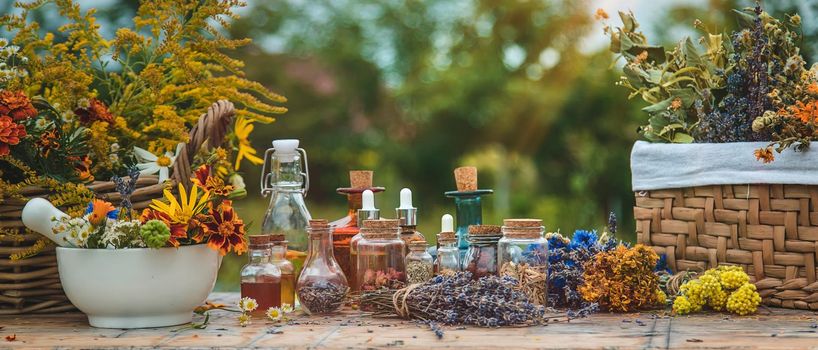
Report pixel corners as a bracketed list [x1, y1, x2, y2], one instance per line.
[356, 219, 406, 292]
[295, 220, 349, 314]
[498, 219, 549, 306]
[405, 240, 433, 284]
[463, 225, 503, 280]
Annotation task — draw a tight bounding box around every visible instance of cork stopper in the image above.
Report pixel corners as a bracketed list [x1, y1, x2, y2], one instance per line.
[349, 170, 373, 189]
[502, 219, 544, 239]
[409, 240, 428, 250]
[503, 219, 543, 228]
[269, 234, 286, 242]
[468, 224, 502, 236]
[309, 219, 329, 228]
[248, 235, 270, 247]
[454, 166, 478, 191]
[362, 219, 399, 229]
[438, 231, 456, 242]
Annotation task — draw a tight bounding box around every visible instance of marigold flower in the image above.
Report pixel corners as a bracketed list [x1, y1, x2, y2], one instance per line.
[0, 115, 25, 156]
[74, 98, 114, 124]
[36, 129, 60, 157]
[203, 200, 247, 255]
[0, 90, 37, 120]
[192, 165, 235, 197]
[754, 147, 775, 163]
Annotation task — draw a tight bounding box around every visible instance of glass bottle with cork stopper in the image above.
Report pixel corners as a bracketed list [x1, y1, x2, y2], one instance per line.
[405, 240, 433, 284]
[435, 214, 460, 275]
[269, 234, 295, 307]
[463, 224, 503, 280]
[498, 218, 548, 306]
[329, 171, 385, 289]
[296, 219, 349, 314]
[240, 235, 282, 313]
[444, 167, 493, 255]
[356, 219, 406, 294]
[396, 188, 425, 256]
[349, 189, 381, 292]
[260, 139, 311, 275]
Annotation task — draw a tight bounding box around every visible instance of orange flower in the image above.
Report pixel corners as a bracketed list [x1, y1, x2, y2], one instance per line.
[192, 165, 234, 197]
[670, 97, 682, 111]
[74, 98, 114, 124]
[203, 200, 247, 255]
[0, 115, 25, 156]
[72, 155, 94, 182]
[36, 129, 60, 157]
[806, 83, 818, 96]
[86, 199, 118, 226]
[0, 90, 37, 121]
[140, 208, 188, 247]
[788, 100, 818, 124]
[594, 8, 609, 20]
[754, 147, 775, 164]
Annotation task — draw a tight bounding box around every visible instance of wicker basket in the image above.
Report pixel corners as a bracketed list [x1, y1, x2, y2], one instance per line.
[0, 100, 235, 314]
[635, 184, 818, 310]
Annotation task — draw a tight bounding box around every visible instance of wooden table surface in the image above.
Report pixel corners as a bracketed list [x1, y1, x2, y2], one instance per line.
[1, 293, 817, 349]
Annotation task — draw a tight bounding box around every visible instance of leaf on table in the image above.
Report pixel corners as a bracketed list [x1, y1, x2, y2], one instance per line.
[5, 334, 15, 342]
[686, 338, 703, 343]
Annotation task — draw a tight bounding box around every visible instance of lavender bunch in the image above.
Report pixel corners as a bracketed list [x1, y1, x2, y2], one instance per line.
[359, 272, 564, 327]
[547, 230, 617, 309]
[110, 167, 140, 219]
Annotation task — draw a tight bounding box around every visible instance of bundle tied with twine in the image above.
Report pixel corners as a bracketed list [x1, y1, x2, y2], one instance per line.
[358, 272, 568, 327]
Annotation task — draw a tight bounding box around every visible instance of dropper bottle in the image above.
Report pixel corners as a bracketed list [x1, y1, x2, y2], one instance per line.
[435, 214, 461, 274]
[349, 189, 380, 292]
[396, 188, 425, 256]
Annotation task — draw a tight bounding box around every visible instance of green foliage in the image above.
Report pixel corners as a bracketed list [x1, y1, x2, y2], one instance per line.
[605, 11, 731, 143]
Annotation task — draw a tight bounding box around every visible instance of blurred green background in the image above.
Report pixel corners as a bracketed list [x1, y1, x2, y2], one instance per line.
[7, 0, 817, 290]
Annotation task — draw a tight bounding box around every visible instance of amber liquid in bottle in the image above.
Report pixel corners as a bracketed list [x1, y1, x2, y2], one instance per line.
[279, 273, 296, 306]
[270, 238, 296, 306]
[241, 281, 281, 313]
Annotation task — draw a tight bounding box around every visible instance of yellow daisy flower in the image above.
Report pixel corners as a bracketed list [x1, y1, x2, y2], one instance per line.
[238, 313, 251, 327]
[149, 183, 211, 223]
[233, 117, 263, 170]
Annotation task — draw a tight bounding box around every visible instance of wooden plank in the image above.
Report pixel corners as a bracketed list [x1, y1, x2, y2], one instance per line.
[0, 293, 816, 349]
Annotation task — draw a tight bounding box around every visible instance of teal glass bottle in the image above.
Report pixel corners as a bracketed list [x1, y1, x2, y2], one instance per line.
[444, 189, 493, 253]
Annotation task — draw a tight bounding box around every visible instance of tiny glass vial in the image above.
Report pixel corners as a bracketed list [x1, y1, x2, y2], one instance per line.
[396, 188, 425, 256]
[269, 234, 296, 307]
[356, 219, 406, 293]
[405, 240, 433, 284]
[240, 235, 282, 313]
[463, 225, 503, 280]
[296, 220, 349, 315]
[435, 231, 460, 275]
[498, 219, 548, 306]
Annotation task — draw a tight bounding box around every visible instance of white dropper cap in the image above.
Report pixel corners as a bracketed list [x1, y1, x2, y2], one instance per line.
[357, 189, 380, 227]
[272, 139, 299, 162]
[396, 188, 417, 226]
[362, 189, 375, 210]
[441, 214, 454, 233]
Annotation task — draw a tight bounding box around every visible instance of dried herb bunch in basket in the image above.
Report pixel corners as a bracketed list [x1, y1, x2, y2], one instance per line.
[359, 272, 564, 327]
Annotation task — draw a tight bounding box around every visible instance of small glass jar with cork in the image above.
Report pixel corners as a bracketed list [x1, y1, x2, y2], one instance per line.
[240, 235, 282, 313]
[405, 240, 433, 284]
[498, 219, 548, 306]
[435, 214, 460, 275]
[296, 220, 349, 314]
[396, 188, 425, 256]
[349, 189, 381, 292]
[463, 225, 503, 280]
[356, 219, 406, 292]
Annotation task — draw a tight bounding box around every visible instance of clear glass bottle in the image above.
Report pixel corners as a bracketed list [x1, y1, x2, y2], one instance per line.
[356, 219, 406, 294]
[396, 188, 425, 256]
[260, 139, 311, 275]
[498, 219, 548, 306]
[405, 240, 433, 284]
[349, 189, 380, 292]
[240, 235, 282, 313]
[269, 234, 296, 307]
[463, 225, 502, 280]
[330, 171, 384, 292]
[435, 214, 461, 275]
[296, 220, 348, 314]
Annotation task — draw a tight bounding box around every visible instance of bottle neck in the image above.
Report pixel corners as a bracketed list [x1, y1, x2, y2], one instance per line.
[248, 246, 270, 263]
[307, 229, 334, 261]
[270, 243, 287, 260]
[272, 160, 303, 189]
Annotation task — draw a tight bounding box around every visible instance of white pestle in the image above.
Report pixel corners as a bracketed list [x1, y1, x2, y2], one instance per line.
[22, 198, 71, 247]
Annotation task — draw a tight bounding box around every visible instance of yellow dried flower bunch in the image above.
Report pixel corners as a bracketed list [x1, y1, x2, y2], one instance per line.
[672, 266, 761, 316]
[0, 0, 286, 179]
[579, 244, 665, 312]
